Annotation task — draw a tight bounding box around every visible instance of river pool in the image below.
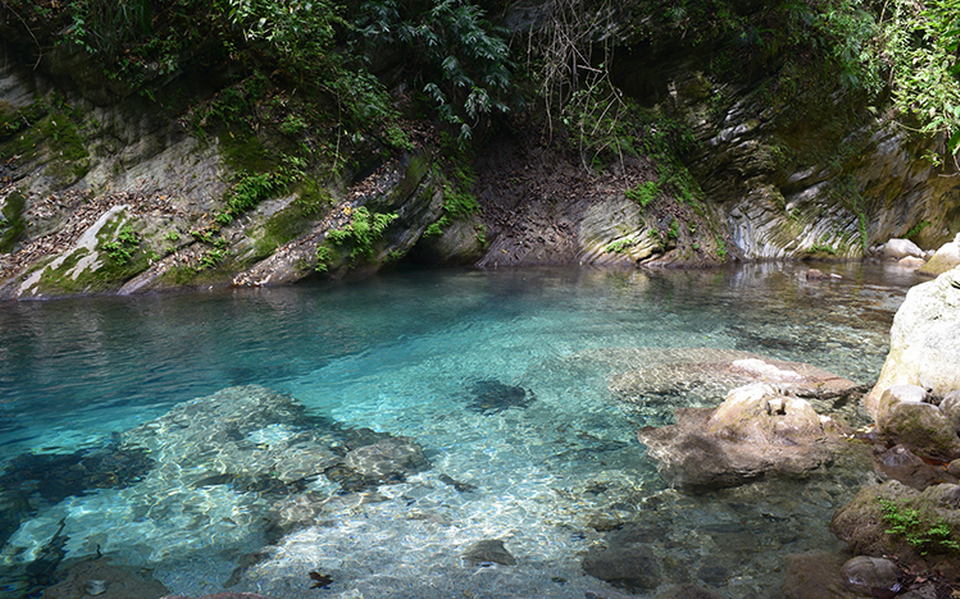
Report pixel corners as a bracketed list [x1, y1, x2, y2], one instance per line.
[0, 262, 918, 598]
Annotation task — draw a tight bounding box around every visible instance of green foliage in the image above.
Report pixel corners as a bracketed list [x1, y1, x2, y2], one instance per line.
[199, 248, 225, 270]
[668, 218, 680, 240]
[906, 220, 932, 240]
[809, 243, 838, 255]
[605, 238, 636, 254]
[879, 497, 960, 556]
[101, 226, 140, 264]
[880, 0, 960, 162]
[228, 171, 286, 216]
[354, 0, 514, 144]
[716, 237, 727, 261]
[625, 181, 659, 208]
[0, 190, 27, 253]
[317, 206, 398, 271]
[426, 140, 482, 239]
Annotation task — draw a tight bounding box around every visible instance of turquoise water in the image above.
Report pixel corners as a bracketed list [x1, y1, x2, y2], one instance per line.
[0, 263, 915, 598]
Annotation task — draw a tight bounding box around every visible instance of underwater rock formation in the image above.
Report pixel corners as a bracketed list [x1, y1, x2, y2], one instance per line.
[460, 539, 517, 567]
[42, 558, 170, 599]
[465, 379, 535, 414]
[610, 352, 857, 407]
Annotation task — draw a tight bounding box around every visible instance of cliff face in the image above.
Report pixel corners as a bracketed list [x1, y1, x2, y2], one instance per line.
[1, 15, 958, 299]
[612, 44, 960, 262]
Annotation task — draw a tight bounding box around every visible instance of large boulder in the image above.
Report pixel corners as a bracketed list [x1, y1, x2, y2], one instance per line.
[918, 233, 960, 277]
[637, 383, 848, 491]
[865, 267, 960, 418]
[876, 386, 960, 461]
[881, 238, 925, 260]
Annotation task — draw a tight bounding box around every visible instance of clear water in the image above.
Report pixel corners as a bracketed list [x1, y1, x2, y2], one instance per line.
[0, 262, 917, 598]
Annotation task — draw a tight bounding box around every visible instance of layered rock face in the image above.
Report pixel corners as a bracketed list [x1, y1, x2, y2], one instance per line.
[3, 21, 960, 298]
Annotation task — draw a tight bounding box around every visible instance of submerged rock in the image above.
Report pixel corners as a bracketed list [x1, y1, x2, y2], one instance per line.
[638, 383, 850, 491]
[466, 379, 534, 414]
[609, 350, 857, 407]
[780, 551, 861, 599]
[460, 539, 517, 567]
[0, 445, 153, 506]
[344, 436, 429, 477]
[42, 558, 170, 599]
[657, 584, 725, 599]
[582, 542, 662, 591]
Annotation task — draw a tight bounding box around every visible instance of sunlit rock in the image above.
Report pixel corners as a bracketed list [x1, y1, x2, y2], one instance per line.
[918, 232, 960, 277]
[876, 386, 960, 461]
[881, 238, 924, 260]
[898, 256, 926, 269]
[637, 383, 848, 491]
[865, 268, 960, 417]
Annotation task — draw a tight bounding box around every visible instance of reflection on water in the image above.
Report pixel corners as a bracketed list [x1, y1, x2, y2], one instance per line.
[0, 263, 916, 598]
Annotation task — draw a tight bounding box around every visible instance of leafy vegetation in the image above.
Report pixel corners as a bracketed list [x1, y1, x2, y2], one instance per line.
[316, 206, 398, 271]
[101, 226, 140, 265]
[625, 182, 659, 209]
[879, 497, 960, 556]
[355, 0, 514, 145]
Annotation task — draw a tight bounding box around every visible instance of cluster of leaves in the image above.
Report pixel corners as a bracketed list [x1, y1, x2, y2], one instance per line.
[352, 0, 515, 145]
[625, 181, 659, 209]
[879, 497, 960, 556]
[878, 0, 960, 163]
[316, 206, 399, 271]
[101, 226, 140, 264]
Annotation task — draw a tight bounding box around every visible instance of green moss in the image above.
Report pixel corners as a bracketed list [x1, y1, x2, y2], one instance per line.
[0, 108, 90, 184]
[605, 238, 636, 254]
[0, 189, 28, 253]
[218, 127, 279, 173]
[255, 181, 334, 256]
